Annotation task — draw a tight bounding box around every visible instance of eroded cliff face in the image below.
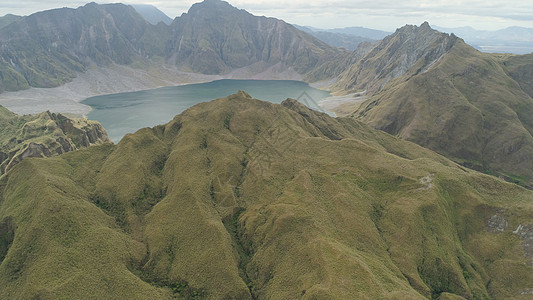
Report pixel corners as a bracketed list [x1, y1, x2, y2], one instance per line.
[164, 0, 349, 81]
[0, 3, 149, 93]
[0, 107, 110, 174]
[0, 0, 350, 94]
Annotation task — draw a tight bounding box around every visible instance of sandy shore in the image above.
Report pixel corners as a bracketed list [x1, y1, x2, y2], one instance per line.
[0, 62, 339, 117]
[318, 93, 368, 117]
[0, 64, 226, 116]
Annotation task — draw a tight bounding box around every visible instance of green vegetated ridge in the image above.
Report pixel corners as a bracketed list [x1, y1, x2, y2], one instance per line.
[0, 105, 110, 174]
[334, 23, 533, 188]
[504, 52, 533, 99]
[0, 0, 348, 93]
[0, 92, 531, 299]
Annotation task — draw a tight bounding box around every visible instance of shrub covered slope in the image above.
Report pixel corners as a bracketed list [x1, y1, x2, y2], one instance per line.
[0, 92, 531, 299]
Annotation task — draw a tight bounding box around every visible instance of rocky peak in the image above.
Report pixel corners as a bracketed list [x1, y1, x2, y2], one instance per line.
[0, 108, 111, 174]
[334, 22, 458, 94]
[0, 1, 150, 92]
[186, 0, 241, 17]
[393, 21, 452, 42]
[395, 21, 431, 33]
[167, 0, 344, 77]
[236, 90, 253, 99]
[420, 21, 431, 28]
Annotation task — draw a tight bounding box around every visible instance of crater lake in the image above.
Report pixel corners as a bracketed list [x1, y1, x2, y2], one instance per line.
[82, 79, 331, 142]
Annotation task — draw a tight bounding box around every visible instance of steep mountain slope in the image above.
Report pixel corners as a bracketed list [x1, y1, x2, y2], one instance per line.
[131, 4, 173, 25]
[0, 3, 150, 92]
[0, 0, 349, 93]
[0, 14, 21, 30]
[343, 24, 533, 187]
[0, 105, 110, 174]
[166, 0, 348, 80]
[333, 22, 458, 94]
[504, 52, 533, 98]
[0, 92, 532, 299]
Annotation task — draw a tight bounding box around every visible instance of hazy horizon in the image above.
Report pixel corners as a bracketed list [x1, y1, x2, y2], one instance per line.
[1, 0, 532, 32]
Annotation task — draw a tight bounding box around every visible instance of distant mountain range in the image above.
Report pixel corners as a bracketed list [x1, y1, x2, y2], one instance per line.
[1, 2, 531, 94]
[0, 14, 21, 30]
[0, 1, 348, 93]
[434, 25, 533, 54]
[300, 23, 533, 55]
[294, 25, 385, 50]
[318, 26, 391, 40]
[123, 4, 533, 55]
[130, 4, 172, 25]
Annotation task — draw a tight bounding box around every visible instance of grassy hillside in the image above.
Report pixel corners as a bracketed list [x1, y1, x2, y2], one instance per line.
[0, 106, 110, 174]
[350, 38, 533, 187]
[0, 92, 531, 299]
[504, 53, 533, 98]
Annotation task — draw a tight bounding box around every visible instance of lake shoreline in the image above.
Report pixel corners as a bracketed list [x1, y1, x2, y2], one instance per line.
[0, 62, 307, 117]
[0, 64, 223, 116]
[82, 79, 330, 142]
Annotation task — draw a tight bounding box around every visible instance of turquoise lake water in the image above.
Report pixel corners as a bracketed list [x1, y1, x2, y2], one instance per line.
[82, 79, 331, 142]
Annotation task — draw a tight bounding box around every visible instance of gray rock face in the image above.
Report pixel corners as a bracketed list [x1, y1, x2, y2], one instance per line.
[55, 136, 75, 153]
[487, 212, 509, 232]
[0, 107, 111, 174]
[513, 224, 533, 266]
[167, 0, 348, 79]
[334, 22, 458, 94]
[303, 31, 374, 51]
[0, 3, 149, 92]
[131, 4, 172, 25]
[486, 212, 533, 266]
[0, 0, 349, 93]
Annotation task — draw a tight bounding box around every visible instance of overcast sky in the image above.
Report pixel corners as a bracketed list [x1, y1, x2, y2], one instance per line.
[1, 0, 532, 31]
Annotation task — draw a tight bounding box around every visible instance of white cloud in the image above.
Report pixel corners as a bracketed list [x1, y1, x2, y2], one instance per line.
[1, 0, 532, 31]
